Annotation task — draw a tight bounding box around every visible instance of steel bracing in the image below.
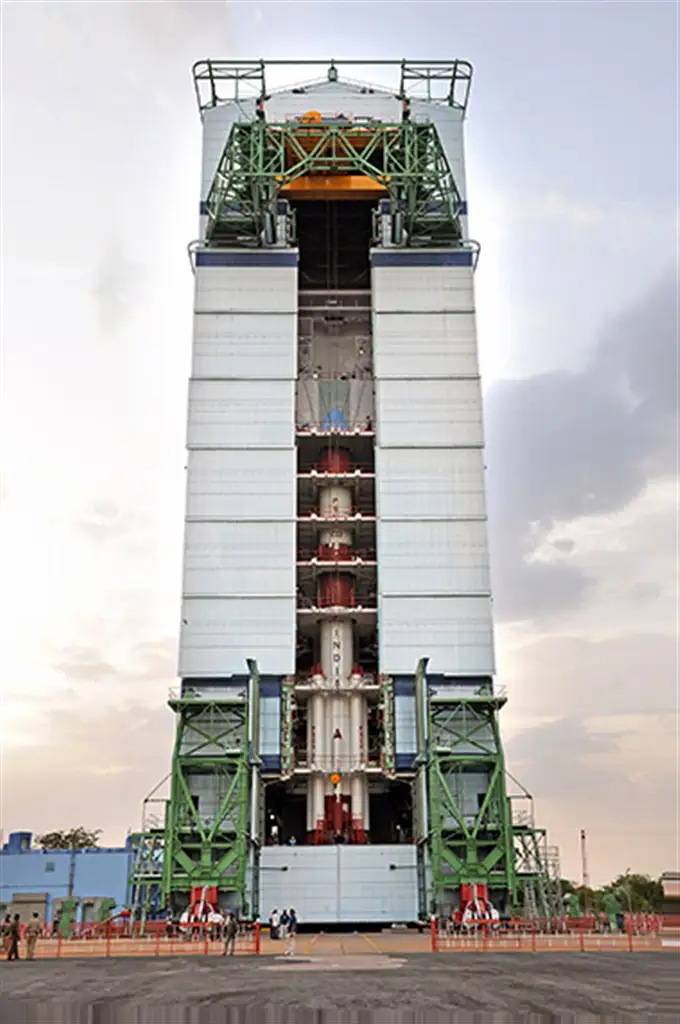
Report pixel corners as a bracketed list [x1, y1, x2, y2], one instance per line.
[129, 677, 259, 918]
[413, 660, 562, 919]
[204, 120, 464, 247]
[162, 688, 251, 909]
[192, 60, 473, 115]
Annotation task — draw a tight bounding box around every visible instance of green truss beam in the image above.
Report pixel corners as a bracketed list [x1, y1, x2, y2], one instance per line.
[416, 667, 562, 918]
[204, 120, 464, 247]
[161, 690, 251, 911]
[426, 692, 517, 907]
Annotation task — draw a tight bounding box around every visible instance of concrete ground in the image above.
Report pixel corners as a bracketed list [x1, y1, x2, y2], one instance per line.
[1, 943, 678, 1024]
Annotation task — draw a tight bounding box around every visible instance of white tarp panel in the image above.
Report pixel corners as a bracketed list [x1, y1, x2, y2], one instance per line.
[376, 448, 487, 520]
[372, 266, 474, 314]
[192, 314, 297, 380]
[373, 311, 479, 379]
[379, 596, 494, 676]
[187, 380, 294, 449]
[194, 267, 298, 314]
[259, 845, 418, 924]
[179, 596, 295, 677]
[183, 521, 295, 598]
[378, 520, 491, 596]
[376, 379, 484, 448]
[186, 449, 296, 521]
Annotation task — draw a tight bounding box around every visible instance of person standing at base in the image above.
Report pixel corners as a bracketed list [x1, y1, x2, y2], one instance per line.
[7, 914, 21, 961]
[1, 915, 11, 955]
[222, 912, 238, 957]
[284, 908, 297, 957]
[25, 914, 41, 960]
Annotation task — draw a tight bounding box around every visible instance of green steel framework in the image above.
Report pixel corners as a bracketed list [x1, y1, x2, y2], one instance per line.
[412, 659, 561, 918]
[129, 671, 260, 919]
[192, 60, 474, 116]
[204, 120, 465, 248]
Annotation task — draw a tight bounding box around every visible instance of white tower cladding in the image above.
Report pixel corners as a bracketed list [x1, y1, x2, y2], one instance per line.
[178, 248, 299, 678]
[372, 248, 494, 678]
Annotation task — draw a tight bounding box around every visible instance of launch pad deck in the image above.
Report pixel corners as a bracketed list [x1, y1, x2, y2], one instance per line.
[2, 949, 677, 1023]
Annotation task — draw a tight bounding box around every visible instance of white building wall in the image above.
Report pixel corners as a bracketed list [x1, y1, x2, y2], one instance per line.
[179, 597, 295, 677]
[179, 253, 298, 678]
[373, 250, 494, 678]
[259, 845, 418, 924]
[376, 449, 487, 521]
[186, 449, 296, 521]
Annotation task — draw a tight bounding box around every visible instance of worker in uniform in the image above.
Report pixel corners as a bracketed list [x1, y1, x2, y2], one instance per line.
[7, 914, 21, 961]
[1, 914, 11, 954]
[25, 913, 42, 960]
[222, 912, 238, 957]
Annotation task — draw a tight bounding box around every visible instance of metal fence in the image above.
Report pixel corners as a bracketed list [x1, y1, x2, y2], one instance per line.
[11, 921, 260, 960]
[431, 915, 663, 953]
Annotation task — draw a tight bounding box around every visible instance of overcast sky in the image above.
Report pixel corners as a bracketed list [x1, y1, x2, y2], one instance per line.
[1, 0, 677, 886]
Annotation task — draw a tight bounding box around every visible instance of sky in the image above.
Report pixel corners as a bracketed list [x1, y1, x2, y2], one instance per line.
[0, 0, 677, 886]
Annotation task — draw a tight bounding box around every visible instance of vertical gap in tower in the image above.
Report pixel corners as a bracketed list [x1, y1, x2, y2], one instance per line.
[290, 198, 377, 845]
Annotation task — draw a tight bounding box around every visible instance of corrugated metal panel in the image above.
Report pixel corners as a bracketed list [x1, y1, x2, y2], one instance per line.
[394, 694, 417, 755]
[194, 267, 297, 314]
[373, 312, 478, 379]
[337, 846, 418, 923]
[379, 596, 494, 676]
[179, 596, 295, 676]
[186, 449, 296, 521]
[201, 102, 256, 200]
[260, 847, 338, 922]
[193, 314, 297, 380]
[378, 521, 491, 596]
[376, 449, 486, 520]
[259, 845, 418, 924]
[187, 380, 294, 449]
[376, 379, 483, 448]
[372, 266, 474, 314]
[183, 522, 295, 597]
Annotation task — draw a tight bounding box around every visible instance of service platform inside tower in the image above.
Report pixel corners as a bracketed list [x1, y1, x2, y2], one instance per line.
[129, 59, 562, 930]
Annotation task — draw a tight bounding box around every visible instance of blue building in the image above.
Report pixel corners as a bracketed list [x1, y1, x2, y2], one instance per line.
[0, 832, 131, 922]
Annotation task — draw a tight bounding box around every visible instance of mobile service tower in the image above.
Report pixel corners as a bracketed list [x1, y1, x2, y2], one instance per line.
[129, 59, 561, 929]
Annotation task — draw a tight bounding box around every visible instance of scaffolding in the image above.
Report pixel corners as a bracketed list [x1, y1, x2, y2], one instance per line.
[512, 796, 564, 920]
[414, 660, 562, 919]
[204, 119, 464, 248]
[128, 777, 168, 926]
[192, 60, 474, 115]
[129, 675, 258, 919]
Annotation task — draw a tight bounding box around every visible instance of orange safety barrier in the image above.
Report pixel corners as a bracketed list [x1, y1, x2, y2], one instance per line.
[431, 915, 663, 953]
[22, 920, 260, 960]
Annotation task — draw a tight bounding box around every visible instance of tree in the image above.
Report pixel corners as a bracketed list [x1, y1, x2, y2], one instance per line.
[36, 827, 102, 850]
[606, 873, 664, 913]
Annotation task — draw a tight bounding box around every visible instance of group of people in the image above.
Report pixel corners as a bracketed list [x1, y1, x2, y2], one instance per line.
[2, 912, 43, 961]
[165, 908, 241, 953]
[268, 908, 298, 956]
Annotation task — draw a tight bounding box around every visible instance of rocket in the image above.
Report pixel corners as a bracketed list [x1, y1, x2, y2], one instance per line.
[307, 447, 369, 841]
